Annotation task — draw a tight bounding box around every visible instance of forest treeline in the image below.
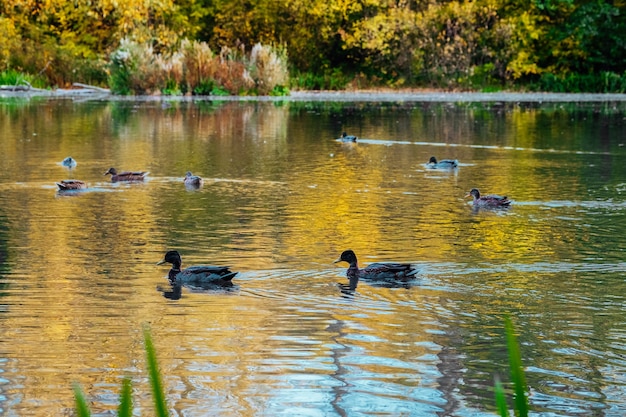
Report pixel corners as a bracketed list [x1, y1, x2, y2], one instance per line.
[1, 0, 625, 94]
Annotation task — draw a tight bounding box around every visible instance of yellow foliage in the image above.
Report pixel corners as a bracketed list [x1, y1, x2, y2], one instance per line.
[0, 17, 19, 70]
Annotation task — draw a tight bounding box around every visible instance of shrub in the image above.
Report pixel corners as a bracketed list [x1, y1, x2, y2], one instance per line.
[109, 38, 166, 95]
[249, 43, 289, 95]
[0, 69, 47, 89]
[107, 38, 292, 95]
[181, 39, 215, 94]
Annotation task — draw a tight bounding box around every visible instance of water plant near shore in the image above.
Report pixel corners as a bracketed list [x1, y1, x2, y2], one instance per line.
[494, 316, 529, 417]
[73, 326, 168, 417]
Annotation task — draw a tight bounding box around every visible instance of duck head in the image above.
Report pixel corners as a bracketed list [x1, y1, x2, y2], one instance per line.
[428, 156, 438, 164]
[104, 167, 118, 176]
[157, 250, 182, 270]
[334, 249, 358, 266]
[465, 188, 481, 199]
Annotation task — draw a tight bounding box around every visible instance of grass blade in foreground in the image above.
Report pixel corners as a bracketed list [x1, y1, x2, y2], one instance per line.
[504, 316, 529, 417]
[118, 377, 133, 417]
[73, 383, 91, 417]
[143, 325, 168, 417]
[494, 375, 509, 417]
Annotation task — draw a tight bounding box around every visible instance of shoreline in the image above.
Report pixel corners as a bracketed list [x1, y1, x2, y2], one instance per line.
[2, 86, 626, 103]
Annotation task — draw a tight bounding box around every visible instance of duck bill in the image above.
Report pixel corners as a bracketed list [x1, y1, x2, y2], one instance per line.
[156, 259, 167, 265]
[333, 257, 342, 263]
[464, 193, 471, 198]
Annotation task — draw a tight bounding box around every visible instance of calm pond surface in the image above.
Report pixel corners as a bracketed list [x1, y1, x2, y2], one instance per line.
[0, 96, 625, 416]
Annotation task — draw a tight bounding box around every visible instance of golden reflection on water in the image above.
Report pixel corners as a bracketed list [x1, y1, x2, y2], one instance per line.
[0, 99, 625, 415]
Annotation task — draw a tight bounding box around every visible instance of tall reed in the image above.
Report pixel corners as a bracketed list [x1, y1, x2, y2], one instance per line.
[72, 326, 167, 416]
[494, 316, 529, 417]
[108, 38, 289, 95]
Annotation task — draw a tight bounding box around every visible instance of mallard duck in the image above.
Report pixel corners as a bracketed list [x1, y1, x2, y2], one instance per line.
[334, 249, 418, 290]
[465, 188, 511, 207]
[157, 250, 237, 286]
[427, 156, 458, 169]
[339, 132, 357, 142]
[184, 171, 203, 187]
[56, 179, 86, 191]
[104, 167, 148, 182]
[61, 157, 77, 168]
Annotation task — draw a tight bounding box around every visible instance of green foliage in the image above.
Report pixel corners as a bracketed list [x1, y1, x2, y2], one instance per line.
[0, 70, 46, 89]
[209, 85, 231, 96]
[193, 79, 215, 95]
[290, 69, 350, 90]
[494, 316, 529, 417]
[108, 48, 133, 95]
[270, 85, 290, 96]
[143, 326, 169, 417]
[73, 384, 91, 417]
[118, 377, 133, 417]
[2, 0, 625, 91]
[531, 72, 626, 93]
[494, 376, 509, 417]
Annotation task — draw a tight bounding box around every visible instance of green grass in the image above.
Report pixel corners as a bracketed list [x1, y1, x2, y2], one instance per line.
[0, 70, 47, 89]
[494, 316, 529, 417]
[73, 325, 167, 416]
[73, 383, 91, 417]
[143, 325, 169, 417]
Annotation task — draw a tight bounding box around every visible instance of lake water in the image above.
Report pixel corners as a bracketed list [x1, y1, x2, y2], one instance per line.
[0, 96, 625, 416]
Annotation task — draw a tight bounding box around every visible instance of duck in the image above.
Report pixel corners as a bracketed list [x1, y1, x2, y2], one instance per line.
[61, 157, 77, 168]
[184, 171, 204, 187]
[339, 132, 357, 142]
[104, 167, 148, 182]
[427, 156, 458, 169]
[157, 250, 238, 286]
[56, 179, 86, 191]
[334, 249, 418, 290]
[465, 188, 511, 207]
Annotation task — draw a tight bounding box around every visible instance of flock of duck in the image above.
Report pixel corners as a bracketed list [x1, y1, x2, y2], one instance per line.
[57, 156, 203, 189]
[339, 132, 512, 209]
[57, 132, 511, 293]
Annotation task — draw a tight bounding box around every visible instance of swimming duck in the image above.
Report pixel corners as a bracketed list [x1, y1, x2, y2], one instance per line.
[157, 250, 238, 286]
[56, 179, 86, 190]
[104, 167, 148, 182]
[61, 157, 77, 168]
[339, 132, 357, 142]
[334, 249, 418, 290]
[465, 188, 511, 207]
[184, 171, 204, 187]
[427, 156, 458, 169]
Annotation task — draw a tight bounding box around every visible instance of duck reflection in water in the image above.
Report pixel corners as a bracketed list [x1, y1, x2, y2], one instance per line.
[157, 280, 238, 300]
[334, 249, 418, 291]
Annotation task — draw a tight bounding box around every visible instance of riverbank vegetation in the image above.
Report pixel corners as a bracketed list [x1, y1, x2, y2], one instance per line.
[1, 0, 625, 94]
